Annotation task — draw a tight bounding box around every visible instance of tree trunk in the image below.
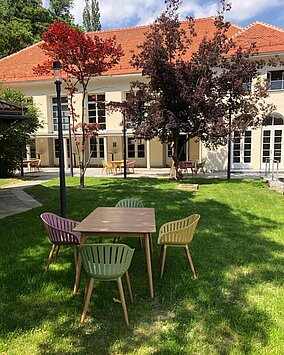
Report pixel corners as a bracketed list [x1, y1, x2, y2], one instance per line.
[170, 135, 181, 180]
[79, 161, 85, 188]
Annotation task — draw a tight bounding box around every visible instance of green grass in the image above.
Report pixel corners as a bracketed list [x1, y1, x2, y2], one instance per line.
[0, 176, 38, 188]
[0, 177, 283, 354]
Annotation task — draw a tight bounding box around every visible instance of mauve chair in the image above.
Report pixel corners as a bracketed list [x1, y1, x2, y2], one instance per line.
[40, 212, 81, 272]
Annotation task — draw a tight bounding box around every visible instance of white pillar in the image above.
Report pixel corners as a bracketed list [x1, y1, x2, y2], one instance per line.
[147, 140, 151, 169]
[103, 136, 108, 161]
[63, 138, 69, 170]
[26, 145, 31, 160]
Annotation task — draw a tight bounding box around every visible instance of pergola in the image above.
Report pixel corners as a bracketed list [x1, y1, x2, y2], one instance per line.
[0, 100, 29, 129]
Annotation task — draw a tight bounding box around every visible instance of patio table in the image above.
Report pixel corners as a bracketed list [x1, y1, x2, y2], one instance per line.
[73, 207, 156, 298]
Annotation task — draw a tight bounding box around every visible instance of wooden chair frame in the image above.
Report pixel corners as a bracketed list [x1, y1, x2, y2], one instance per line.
[157, 214, 200, 278]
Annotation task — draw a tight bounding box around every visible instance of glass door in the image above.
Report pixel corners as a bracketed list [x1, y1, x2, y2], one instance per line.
[262, 128, 283, 166]
[232, 131, 252, 169]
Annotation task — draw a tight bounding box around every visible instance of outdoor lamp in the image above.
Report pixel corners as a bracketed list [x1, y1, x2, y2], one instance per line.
[53, 61, 67, 217]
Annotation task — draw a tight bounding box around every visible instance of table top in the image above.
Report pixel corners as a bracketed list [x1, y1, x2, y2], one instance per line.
[74, 207, 156, 234]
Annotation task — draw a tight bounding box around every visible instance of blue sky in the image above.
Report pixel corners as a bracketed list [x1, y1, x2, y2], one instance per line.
[44, 0, 284, 30]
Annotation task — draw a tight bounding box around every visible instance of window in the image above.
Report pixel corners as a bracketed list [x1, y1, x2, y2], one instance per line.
[127, 138, 135, 158]
[55, 138, 70, 158]
[168, 144, 172, 158]
[233, 131, 252, 164]
[243, 131, 252, 163]
[52, 97, 70, 131]
[242, 82, 251, 92]
[90, 137, 104, 158]
[268, 70, 284, 90]
[88, 94, 106, 129]
[263, 113, 284, 126]
[127, 138, 145, 159]
[138, 142, 145, 158]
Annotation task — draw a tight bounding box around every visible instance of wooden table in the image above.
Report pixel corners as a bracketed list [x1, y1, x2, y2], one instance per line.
[73, 207, 156, 298]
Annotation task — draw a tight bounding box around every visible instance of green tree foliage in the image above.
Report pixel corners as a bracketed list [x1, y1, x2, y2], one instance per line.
[49, 0, 74, 23]
[0, 0, 76, 58]
[83, 0, 101, 32]
[0, 89, 42, 177]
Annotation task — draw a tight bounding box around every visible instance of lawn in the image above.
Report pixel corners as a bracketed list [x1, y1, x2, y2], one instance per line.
[0, 177, 283, 354]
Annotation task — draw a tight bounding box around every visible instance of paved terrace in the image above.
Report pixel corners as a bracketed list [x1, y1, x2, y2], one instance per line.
[0, 167, 282, 219]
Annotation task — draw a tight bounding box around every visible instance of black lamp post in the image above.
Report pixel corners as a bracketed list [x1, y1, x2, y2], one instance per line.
[53, 61, 67, 217]
[122, 111, 127, 179]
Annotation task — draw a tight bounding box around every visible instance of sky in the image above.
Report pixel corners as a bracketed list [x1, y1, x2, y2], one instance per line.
[43, 0, 284, 30]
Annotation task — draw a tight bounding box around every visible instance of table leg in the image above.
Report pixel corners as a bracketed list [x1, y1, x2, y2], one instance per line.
[144, 233, 154, 299]
[73, 233, 86, 294]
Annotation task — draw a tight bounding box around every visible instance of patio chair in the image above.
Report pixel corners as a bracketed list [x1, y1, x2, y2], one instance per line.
[126, 160, 136, 173]
[79, 243, 135, 326]
[115, 198, 144, 208]
[157, 214, 200, 278]
[40, 212, 81, 272]
[195, 159, 206, 175]
[113, 199, 147, 248]
[101, 160, 114, 175]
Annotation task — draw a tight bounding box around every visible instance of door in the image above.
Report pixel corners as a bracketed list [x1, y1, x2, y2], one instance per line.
[232, 130, 252, 169]
[261, 114, 284, 170]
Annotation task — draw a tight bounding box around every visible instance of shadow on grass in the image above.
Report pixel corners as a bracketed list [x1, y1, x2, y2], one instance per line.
[0, 177, 283, 354]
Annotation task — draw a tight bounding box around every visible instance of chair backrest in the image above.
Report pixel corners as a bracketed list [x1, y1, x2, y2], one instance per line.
[126, 161, 136, 168]
[196, 159, 206, 169]
[115, 198, 144, 208]
[40, 212, 80, 245]
[158, 214, 200, 245]
[80, 244, 135, 280]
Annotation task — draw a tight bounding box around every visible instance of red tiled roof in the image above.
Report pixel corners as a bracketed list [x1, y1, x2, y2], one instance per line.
[233, 22, 284, 54]
[1, 18, 282, 84]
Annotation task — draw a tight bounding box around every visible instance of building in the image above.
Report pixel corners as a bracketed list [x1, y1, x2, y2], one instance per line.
[0, 18, 283, 173]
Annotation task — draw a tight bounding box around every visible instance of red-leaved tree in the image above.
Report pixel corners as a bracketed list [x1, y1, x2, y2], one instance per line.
[34, 20, 123, 187]
[125, 0, 275, 179]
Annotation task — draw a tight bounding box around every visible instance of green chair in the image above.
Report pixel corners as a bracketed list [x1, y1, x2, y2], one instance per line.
[114, 199, 147, 249]
[115, 198, 144, 208]
[79, 243, 135, 326]
[157, 214, 200, 278]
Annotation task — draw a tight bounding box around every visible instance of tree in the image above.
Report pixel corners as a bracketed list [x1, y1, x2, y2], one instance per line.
[49, 0, 74, 23]
[83, 0, 101, 32]
[34, 20, 123, 187]
[0, 89, 42, 177]
[125, 0, 274, 179]
[0, 0, 76, 58]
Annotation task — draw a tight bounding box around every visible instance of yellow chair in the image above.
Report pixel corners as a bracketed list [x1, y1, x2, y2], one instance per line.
[157, 214, 200, 278]
[101, 160, 114, 175]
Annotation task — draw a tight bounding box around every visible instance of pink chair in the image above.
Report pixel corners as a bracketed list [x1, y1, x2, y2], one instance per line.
[40, 212, 81, 272]
[126, 160, 136, 173]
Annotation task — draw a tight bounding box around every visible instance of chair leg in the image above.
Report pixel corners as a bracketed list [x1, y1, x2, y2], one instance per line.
[80, 278, 94, 324]
[185, 245, 196, 278]
[117, 278, 129, 326]
[125, 271, 133, 303]
[160, 245, 167, 278]
[73, 245, 78, 266]
[55, 245, 60, 260]
[45, 244, 56, 272]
